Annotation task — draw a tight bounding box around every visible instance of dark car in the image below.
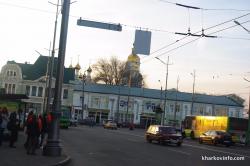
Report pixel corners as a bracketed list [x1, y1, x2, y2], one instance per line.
[145, 125, 183, 146]
[199, 130, 232, 147]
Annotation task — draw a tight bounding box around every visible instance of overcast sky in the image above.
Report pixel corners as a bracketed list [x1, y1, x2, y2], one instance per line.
[0, 0, 250, 104]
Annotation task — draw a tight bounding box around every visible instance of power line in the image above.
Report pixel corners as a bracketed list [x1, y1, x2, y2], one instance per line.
[159, 20, 250, 58]
[0, 1, 55, 14]
[141, 12, 250, 63]
[217, 36, 250, 41]
[141, 19, 250, 64]
[0, 1, 178, 34]
[208, 20, 250, 35]
[159, 0, 250, 11]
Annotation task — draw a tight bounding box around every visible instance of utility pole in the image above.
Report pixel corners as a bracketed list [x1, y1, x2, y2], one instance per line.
[155, 56, 171, 126]
[247, 89, 250, 146]
[46, 0, 60, 113]
[35, 50, 50, 114]
[116, 84, 121, 123]
[242, 77, 250, 146]
[81, 73, 86, 119]
[126, 74, 131, 124]
[174, 76, 180, 123]
[158, 80, 163, 104]
[158, 80, 163, 124]
[43, 0, 71, 156]
[190, 70, 196, 116]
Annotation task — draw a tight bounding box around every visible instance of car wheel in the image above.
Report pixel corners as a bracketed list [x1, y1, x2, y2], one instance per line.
[158, 140, 163, 145]
[199, 138, 203, 144]
[213, 139, 217, 146]
[190, 131, 195, 139]
[146, 137, 152, 143]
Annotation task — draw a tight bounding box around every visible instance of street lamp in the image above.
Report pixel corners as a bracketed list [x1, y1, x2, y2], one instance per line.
[80, 73, 86, 119]
[35, 50, 50, 114]
[243, 77, 250, 146]
[43, 0, 71, 157]
[158, 80, 163, 102]
[174, 76, 180, 123]
[155, 56, 171, 125]
[46, 0, 60, 114]
[190, 70, 196, 116]
[158, 80, 163, 124]
[116, 83, 121, 123]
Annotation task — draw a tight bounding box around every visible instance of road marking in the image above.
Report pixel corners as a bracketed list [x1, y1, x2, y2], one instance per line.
[110, 130, 144, 138]
[182, 139, 250, 154]
[127, 138, 140, 142]
[183, 143, 250, 159]
[166, 148, 191, 156]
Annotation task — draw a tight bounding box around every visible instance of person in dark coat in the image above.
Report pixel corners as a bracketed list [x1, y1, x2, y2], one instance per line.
[40, 113, 48, 148]
[0, 109, 3, 146]
[8, 112, 19, 148]
[26, 115, 40, 155]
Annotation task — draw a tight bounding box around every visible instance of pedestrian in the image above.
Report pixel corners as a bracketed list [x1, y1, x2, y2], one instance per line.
[26, 115, 40, 155]
[37, 114, 43, 148]
[0, 109, 3, 146]
[40, 113, 48, 148]
[1, 107, 9, 143]
[24, 111, 33, 148]
[7, 112, 19, 148]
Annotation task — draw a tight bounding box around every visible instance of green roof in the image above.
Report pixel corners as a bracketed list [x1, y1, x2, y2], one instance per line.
[7, 56, 75, 84]
[74, 83, 244, 107]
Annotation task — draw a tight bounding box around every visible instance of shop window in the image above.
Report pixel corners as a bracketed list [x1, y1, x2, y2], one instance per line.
[12, 84, 16, 94]
[8, 84, 11, 94]
[31, 86, 37, 96]
[38, 87, 43, 97]
[25, 85, 30, 96]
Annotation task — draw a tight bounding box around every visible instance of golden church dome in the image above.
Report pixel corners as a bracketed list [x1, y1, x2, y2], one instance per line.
[75, 63, 81, 70]
[127, 53, 140, 63]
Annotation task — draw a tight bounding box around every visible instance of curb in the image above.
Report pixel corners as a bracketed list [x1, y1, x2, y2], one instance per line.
[50, 156, 71, 166]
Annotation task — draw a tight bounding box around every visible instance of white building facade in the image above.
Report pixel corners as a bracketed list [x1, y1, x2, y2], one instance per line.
[72, 83, 244, 127]
[0, 56, 75, 114]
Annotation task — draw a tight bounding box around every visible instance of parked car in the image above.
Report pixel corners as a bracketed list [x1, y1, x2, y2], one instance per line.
[104, 121, 118, 130]
[145, 125, 183, 146]
[199, 130, 232, 147]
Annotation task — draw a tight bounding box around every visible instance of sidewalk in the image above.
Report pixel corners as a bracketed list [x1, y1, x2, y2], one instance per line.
[0, 132, 70, 166]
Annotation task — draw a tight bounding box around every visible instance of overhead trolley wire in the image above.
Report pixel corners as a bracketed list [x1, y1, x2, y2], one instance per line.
[141, 12, 250, 63]
[159, 0, 250, 11]
[141, 17, 250, 64]
[156, 20, 250, 58]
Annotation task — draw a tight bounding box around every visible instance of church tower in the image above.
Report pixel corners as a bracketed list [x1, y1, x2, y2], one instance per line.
[122, 47, 143, 87]
[75, 55, 81, 79]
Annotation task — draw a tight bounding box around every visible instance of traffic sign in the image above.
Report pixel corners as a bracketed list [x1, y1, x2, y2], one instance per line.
[77, 18, 122, 31]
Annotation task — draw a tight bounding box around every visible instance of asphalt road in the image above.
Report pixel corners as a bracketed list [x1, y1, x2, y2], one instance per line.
[61, 126, 250, 166]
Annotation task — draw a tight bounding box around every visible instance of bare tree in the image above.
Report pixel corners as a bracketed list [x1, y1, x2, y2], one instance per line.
[92, 56, 126, 85]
